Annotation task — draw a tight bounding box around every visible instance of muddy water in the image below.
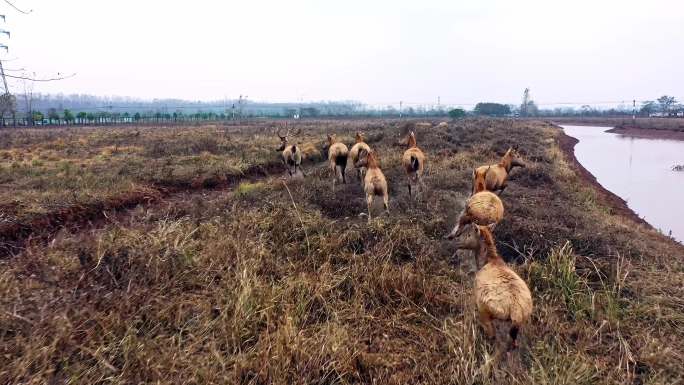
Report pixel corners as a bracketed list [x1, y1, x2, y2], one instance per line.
[562, 125, 684, 243]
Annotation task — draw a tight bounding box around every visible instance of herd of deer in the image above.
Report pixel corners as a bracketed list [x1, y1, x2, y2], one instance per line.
[275, 125, 533, 354]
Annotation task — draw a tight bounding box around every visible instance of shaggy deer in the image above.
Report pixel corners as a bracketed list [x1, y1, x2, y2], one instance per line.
[473, 147, 525, 195]
[474, 225, 533, 351]
[326, 134, 349, 190]
[401, 131, 427, 199]
[355, 149, 389, 222]
[275, 126, 304, 177]
[349, 132, 372, 183]
[446, 166, 503, 239]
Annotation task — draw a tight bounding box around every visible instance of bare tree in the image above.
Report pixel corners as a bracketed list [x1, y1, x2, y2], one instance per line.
[21, 72, 35, 124]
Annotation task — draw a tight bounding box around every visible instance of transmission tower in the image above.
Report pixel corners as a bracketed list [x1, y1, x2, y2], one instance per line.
[0, 13, 8, 94]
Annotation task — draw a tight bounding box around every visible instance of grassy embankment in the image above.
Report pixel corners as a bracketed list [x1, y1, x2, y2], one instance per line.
[1, 119, 683, 384]
[550, 116, 684, 132]
[0, 123, 328, 254]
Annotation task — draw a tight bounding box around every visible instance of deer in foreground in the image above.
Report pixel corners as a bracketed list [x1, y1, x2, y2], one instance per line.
[400, 131, 427, 199]
[275, 126, 304, 177]
[349, 132, 372, 184]
[326, 134, 349, 190]
[473, 147, 525, 195]
[473, 225, 533, 351]
[355, 149, 389, 222]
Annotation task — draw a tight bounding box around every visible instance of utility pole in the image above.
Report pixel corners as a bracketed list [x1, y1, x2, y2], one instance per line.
[399, 101, 403, 118]
[0, 14, 10, 128]
[0, 59, 7, 94]
[632, 99, 636, 125]
[0, 15, 9, 94]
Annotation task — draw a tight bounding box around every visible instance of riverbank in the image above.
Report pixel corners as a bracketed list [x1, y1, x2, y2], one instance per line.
[560, 123, 684, 244]
[550, 117, 684, 131]
[556, 130, 652, 228]
[606, 126, 684, 141]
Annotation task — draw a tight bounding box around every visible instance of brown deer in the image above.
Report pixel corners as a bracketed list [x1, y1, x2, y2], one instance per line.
[326, 134, 349, 190]
[275, 126, 304, 177]
[474, 225, 533, 351]
[355, 149, 389, 222]
[349, 132, 372, 183]
[472, 148, 525, 195]
[446, 166, 503, 239]
[400, 131, 427, 199]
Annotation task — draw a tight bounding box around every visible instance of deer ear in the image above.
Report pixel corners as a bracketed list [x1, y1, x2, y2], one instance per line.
[475, 225, 483, 236]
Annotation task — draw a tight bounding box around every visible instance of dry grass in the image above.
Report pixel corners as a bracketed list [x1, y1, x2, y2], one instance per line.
[1, 118, 683, 384]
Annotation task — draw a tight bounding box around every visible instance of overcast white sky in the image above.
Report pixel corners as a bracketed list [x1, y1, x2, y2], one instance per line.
[2, 0, 683, 106]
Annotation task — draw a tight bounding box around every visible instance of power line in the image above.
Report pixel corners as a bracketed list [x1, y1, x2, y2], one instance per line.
[4, 72, 76, 82]
[3, 0, 32, 15]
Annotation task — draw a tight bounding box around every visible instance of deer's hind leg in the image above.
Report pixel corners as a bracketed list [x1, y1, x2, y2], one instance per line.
[366, 193, 374, 223]
[479, 308, 495, 339]
[383, 191, 389, 215]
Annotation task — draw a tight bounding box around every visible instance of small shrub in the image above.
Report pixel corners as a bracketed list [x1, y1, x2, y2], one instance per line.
[528, 242, 591, 320]
[236, 182, 264, 197]
[528, 242, 626, 324]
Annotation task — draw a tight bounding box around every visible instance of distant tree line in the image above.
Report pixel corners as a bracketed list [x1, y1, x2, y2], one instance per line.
[0, 92, 681, 127]
[0, 93, 460, 126]
[530, 96, 682, 118]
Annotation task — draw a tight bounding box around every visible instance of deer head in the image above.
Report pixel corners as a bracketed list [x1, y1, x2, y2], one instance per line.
[275, 124, 301, 152]
[355, 149, 379, 169]
[504, 147, 526, 168]
[454, 224, 480, 251]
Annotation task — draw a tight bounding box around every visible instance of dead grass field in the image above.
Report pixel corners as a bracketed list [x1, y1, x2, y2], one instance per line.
[1, 119, 683, 384]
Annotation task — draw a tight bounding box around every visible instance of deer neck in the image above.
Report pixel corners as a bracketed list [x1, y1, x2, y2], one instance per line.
[367, 153, 380, 169]
[500, 154, 512, 173]
[480, 227, 503, 265]
[474, 179, 486, 193]
[407, 135, 417, 148]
